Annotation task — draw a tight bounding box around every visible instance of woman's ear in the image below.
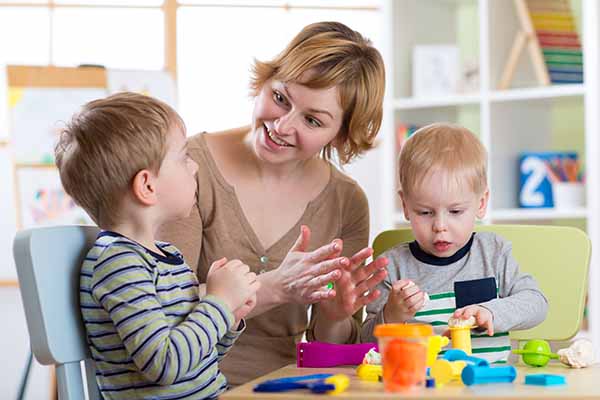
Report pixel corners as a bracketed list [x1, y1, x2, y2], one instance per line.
[131, 169, 158, 206]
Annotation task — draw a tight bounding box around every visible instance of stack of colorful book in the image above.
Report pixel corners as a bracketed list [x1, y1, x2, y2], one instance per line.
[396, 123, 420, 153]
[526, 0, 583, 84]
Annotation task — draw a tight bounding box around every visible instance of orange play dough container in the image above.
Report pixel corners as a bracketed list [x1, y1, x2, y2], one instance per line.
[374, 323, 432, 391]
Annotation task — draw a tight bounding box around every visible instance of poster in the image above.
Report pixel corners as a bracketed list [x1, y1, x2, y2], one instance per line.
[16, 167, 93, 229]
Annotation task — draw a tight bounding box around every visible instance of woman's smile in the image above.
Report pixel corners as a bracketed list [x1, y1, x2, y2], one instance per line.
[265, 124, 294, 147]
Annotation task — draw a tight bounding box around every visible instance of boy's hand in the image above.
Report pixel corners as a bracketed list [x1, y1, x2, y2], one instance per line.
[206, 258, 261, 315]
[453, 305, 494, 336]
[383, 279, 426, 323]
[233, 294, 257, 329]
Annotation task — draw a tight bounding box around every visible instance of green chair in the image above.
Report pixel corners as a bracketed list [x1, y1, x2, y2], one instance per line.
[372, 224, 591, 342]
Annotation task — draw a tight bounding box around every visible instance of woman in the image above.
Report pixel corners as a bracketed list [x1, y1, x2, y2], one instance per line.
[159, 21, 387, 385]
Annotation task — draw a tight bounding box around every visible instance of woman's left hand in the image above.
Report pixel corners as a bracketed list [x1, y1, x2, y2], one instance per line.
[317, 245, 388, 321]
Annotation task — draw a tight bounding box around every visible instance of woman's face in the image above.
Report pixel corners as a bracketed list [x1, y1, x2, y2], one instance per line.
[251, 76, 344, 166]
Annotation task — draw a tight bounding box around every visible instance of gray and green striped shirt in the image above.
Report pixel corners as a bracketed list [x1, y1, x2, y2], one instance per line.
[80, 231, 244, 399]
[362, 232, 548, 363]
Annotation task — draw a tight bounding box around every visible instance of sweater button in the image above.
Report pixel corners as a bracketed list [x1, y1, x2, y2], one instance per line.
[260, 255, 269, 264]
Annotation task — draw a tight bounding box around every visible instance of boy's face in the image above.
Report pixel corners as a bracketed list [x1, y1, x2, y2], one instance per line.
[400, 169, 489, 258]
[155, 125, 199, 221]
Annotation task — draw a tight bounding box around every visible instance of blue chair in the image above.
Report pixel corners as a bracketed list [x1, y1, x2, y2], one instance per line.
[13, 225, 101, 400]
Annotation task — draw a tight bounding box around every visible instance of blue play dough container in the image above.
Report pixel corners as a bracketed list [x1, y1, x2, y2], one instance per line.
[461, 365, 517, 386]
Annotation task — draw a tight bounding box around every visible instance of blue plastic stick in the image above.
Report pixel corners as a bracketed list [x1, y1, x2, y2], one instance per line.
[461, 365, 517, 386]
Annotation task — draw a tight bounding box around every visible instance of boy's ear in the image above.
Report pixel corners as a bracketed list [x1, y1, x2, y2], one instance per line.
[398, 190, 411, 221]
[476, 188, 490, 219]
[131, 169, 158, 206]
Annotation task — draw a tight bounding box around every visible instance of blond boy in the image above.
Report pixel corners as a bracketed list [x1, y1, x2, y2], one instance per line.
[55, 92, 260, 399]
[361, 123, 548, 363]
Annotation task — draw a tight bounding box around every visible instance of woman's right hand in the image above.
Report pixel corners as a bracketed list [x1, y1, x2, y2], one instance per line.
[275, 225, 350, 304]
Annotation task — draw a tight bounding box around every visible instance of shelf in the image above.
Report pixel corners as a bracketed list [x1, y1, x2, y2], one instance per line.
[393, 94, 480, 110]
[490, 207, 588, 221]
[392, 85, 584, 110]
[490, 85, 585, 103]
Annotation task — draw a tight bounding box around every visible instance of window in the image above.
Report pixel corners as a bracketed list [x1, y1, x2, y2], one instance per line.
[177, 3, 381, 134]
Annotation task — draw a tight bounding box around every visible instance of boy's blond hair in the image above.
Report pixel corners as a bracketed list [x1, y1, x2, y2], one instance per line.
[55, 92, 183, 227]
[398, 123, 487, 197]
[250, 21, 385, 165]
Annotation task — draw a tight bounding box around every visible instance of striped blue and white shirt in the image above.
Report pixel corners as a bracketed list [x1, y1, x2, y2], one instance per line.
[362, 232, 548, 364]
[80, 231, 244, 399]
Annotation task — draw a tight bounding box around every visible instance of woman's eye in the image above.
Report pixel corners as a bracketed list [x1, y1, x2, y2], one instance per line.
[306, 116, 322, 128]
[273, 91, 287, 105]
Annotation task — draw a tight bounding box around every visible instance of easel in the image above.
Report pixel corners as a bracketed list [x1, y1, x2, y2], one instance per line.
[498, 0, 550, 89]
[8, 65, 105, 400]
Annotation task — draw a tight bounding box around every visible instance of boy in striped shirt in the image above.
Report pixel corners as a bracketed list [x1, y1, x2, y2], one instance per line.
[361, 123, 548, 363]
[55, 92, 260, 399]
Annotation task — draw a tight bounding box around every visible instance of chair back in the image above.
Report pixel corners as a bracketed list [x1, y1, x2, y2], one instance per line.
[13, 225, 101, 400]
[372, 224, 591, 342]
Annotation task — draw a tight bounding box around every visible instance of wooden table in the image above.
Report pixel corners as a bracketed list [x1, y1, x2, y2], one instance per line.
[221, 363, 600, 399]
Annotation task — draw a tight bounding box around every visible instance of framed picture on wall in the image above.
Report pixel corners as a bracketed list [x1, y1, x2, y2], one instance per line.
[412, 45, 460, 97]
[15, 167, 92, 229]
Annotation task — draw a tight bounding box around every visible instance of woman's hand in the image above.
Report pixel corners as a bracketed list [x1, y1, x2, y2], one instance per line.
[317, 244, 388, 321]
[275, 225, 351, 304]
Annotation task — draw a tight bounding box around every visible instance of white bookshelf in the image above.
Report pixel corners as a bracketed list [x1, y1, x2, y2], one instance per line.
[381, 0, 600, 355]
[489, 84, 585, 102]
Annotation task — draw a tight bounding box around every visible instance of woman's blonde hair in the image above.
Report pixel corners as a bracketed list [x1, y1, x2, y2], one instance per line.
[55, 92, 183, 226]
[250, 21, 385, 165]
[398, 123, 488, 197]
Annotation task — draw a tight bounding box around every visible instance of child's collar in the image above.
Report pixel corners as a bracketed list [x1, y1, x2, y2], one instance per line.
[98, 230, 183, 265]
[409, 233, 475, 266]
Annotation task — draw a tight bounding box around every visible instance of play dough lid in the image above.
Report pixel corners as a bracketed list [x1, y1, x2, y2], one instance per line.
[374, 323, 432, 338]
